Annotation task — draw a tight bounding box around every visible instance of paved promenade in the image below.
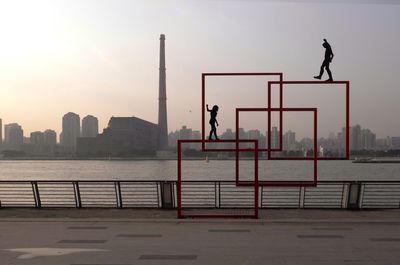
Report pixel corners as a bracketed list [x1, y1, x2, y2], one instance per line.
[0, 209, 399, 265]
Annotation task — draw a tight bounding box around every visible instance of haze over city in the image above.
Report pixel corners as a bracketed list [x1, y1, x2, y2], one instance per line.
[1, 0, 400, 139]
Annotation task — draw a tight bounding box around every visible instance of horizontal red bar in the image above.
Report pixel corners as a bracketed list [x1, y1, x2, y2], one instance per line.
[269, 80, 349, 85]
[179, 214, 257, 219]
[237, 107, 317, 112]
[203, 73, 282, 76]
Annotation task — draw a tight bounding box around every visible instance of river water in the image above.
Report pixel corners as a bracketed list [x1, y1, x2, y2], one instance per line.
[0, 160, 399, 182]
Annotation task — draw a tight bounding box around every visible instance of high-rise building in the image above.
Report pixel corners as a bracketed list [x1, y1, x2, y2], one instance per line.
[157, 34, 168, 150]
[361, 129, 376, 150]
[60, 112, 80, 149]
[270, 126, 280, 149]
[350, 124, 362, 151]
[248, 129, 261, 140]
[30, 131, 45, 145]
[283, 130, 296, 151]
[82, 115, 99, 138]
[4, 123, 23, 150]
[44, 129, 57, 146]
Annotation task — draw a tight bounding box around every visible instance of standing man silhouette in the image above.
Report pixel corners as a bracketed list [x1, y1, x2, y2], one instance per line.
[314, 39, 334, 82]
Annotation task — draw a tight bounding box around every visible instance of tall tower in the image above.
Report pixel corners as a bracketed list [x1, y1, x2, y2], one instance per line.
[158, 34, 168, 150]
[60, 112, 80, 151]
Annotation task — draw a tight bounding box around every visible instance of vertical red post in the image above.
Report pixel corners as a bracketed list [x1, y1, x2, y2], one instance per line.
[279, 74, 283, 152]
[314, 109, 318, 183]
[235, 109, 240, 184]
[177, 141, 182, 218]
[202, 74, 206, 151]
[254, 140, 259, 219]
[267, 83, 272, 159]
[346, 81, 350, 160]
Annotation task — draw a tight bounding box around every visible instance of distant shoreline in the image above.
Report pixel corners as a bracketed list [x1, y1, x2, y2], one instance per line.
[1, 157, 399, 162]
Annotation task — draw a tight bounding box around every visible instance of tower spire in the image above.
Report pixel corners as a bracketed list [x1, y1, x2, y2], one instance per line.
[157, 34, 168, 150]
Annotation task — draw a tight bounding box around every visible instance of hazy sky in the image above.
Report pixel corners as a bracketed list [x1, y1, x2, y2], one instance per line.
[0, 0, 399, 139]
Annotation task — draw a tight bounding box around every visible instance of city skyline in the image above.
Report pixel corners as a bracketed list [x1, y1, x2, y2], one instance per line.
[1, 1, 400, 137]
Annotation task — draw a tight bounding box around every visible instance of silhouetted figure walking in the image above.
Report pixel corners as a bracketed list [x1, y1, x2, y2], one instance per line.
[314, 39, 334, 82]
[207, 104, 219, 140]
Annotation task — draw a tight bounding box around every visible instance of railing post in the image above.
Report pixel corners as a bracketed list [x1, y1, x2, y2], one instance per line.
[73, 181, 82, 208]
[161, 181, 173, 209]
[31, 181, 41, 208]
[115, 181, 123, 208]
[218, 182, 221, 208]
[299, 187, 305, 208]
[347, 181, 361, 210]
[214, 182, 218, 208]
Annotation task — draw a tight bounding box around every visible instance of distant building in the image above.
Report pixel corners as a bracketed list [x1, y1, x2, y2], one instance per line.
[4, 123, 23, 150]
[283, 130, 296, 151]
[168, 130, 179, 148]
[361, 129, 376, 150]
[20, 129, 57, 157]
[350, 124, 362, 151]
[391, 137, 400, 149]
[179, 126, 192, 140]
[375, 138, 390, 151]
[270, 126, 280, 149]
[82, 115, 99, 138]
[77, 116, 158, 157]
[300, 137, 313, 151]
[248, 129, 260, 140]
[221, 129, 234, 139]
[30, 131, 44, 145]
[44, 129, 57, 146]
[60, 112, 80, 151]
[191, 130, 201, 149]
[337, 127, 347, 155]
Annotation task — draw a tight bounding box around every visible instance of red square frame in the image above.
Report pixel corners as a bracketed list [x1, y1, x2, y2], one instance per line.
[177, 139, 259, 219]
[235, 107, 318, 187]
[201, 72, 283, 152]
[268, 80, 350, 160]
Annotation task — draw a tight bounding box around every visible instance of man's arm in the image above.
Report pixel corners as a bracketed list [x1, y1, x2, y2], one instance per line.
[206, 104, 211, 112]
[330, 52, 334, 62]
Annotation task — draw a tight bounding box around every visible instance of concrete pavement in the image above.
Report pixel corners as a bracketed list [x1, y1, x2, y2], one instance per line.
[0, 209, 399, 265]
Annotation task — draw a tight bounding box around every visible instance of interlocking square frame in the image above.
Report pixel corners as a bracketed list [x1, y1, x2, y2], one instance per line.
[235, 107, 318, 187]
[268, 80, 350, 160]
[178, 72, 350, 219]
[201, 72, 284, 152]
[177, 139, 259, 219]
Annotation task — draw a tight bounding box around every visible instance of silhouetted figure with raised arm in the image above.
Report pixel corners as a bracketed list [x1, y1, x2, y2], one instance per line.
[314, 39, 334, 82]
[207, 104, 219, 140]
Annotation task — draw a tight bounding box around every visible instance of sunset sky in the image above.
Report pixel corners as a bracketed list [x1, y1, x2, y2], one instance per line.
[0, 0, 399, 139]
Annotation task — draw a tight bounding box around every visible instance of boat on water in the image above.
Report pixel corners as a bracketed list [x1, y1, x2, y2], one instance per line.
[353, 157, 400, 163]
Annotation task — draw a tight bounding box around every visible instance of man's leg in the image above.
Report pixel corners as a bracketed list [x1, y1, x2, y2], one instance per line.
[325, 63, 333, 81]
[314, 62, 325, 79]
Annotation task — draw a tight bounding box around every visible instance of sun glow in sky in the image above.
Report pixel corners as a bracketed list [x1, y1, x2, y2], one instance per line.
[0, 0, 399, 139]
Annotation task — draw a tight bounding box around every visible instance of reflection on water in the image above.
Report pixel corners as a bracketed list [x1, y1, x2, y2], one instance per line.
[0, 160, 399, 181]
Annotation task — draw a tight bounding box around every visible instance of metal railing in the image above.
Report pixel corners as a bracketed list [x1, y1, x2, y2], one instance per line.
[0, 180, 399, 209]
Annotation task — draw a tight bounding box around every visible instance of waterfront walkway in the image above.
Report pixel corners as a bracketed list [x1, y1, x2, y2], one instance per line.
[1, 209, 399, 265]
